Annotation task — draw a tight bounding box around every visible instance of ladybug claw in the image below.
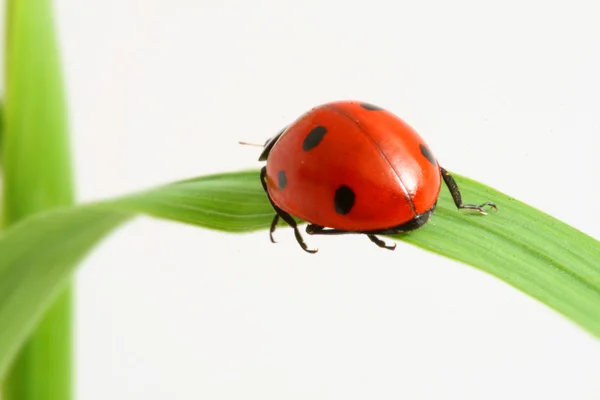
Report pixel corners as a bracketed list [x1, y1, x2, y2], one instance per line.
[483, 202, 498, 213]
[381, 242, 397, 250]
[302, 245, 318, 254]
[368, 234, 396, 250]
[269, 214, 280, 243]
[476, 202, 498, 215]
[460, 202, 498, 215]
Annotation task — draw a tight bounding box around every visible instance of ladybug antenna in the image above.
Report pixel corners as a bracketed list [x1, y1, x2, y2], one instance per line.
[238, 141, 264, 147]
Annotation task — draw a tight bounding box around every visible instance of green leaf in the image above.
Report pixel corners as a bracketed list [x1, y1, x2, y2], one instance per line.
[0, 208, 130, 381]
[2, 0, 75, 398]
[0, 100, 4, 164]
[0, 169, 599, 379]
[3, 0, 73, 223]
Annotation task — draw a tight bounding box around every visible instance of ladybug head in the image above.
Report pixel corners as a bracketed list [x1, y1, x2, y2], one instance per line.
[258, 126, 287, 161]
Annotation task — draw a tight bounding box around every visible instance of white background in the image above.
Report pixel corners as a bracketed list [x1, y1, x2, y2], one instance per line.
[50, 0, 600, 398]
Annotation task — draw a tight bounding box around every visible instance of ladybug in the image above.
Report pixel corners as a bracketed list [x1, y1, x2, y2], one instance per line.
[256, 100, 496, 253]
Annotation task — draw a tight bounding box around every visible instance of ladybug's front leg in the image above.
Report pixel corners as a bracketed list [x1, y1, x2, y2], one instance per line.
[260, 167, 317, 254]
[269, 214, 279, 243]
[440, 167, 497, 214]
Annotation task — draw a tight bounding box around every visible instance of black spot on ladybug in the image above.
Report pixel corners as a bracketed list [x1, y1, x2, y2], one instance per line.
[278, 170, 288, 189]
[334, 185, 355, 215]
[302, 126, 328, 151]
[360, 103, 385, 111]
[419, 144, 437, 166]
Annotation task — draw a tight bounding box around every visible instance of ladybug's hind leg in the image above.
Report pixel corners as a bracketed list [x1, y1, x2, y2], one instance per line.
[440, 167, 497, 214]
[260, 167, 317, 254]
[306, 224, 396, 251]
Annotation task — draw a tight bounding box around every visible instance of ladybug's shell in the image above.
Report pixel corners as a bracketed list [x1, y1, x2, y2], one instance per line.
[264, 101, 441, 231]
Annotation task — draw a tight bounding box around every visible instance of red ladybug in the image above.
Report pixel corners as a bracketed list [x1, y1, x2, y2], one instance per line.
[257, 100, 496, 253]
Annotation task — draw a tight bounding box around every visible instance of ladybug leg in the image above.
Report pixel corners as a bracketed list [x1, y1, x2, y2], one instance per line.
[269, 214, 279, 243]
[307, 224, 396, 251]
[260, 167, 317, 254]
[305, 224, 325, 234]
[440, 167, 498, 214]
[306, 224, 346, 235]
[367, 234, 397, 250]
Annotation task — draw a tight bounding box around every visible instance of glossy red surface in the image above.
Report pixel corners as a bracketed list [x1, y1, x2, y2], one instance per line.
[265, 101, 441, 231]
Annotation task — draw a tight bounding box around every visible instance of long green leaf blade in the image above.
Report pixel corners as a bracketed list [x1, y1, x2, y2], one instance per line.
[397, 176, 600, 335]
[2, 0, 75, 398]
[0, 169, 598, 378]
[0, 209, 130, 381]
[3, 0, 73, 222]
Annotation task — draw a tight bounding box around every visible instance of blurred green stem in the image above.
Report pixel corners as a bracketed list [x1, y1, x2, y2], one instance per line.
[2, 291, 73, 400]
[2, 0, 75, 399]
